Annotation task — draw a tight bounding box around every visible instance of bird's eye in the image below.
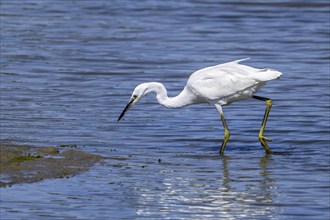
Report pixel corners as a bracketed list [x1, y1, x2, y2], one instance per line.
[133, 95, 138, 99]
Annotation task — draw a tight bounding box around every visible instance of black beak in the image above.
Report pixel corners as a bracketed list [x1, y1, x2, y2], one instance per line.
[117, 97, 136, 121]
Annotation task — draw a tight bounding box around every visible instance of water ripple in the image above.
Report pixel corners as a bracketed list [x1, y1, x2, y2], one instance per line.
[1, 0, 329, 219]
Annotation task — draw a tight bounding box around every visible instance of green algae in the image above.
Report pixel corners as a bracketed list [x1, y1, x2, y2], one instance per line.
[10, 154, 42, 163]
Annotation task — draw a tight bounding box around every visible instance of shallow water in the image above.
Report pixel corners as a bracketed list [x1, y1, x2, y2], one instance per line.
[1, 0, 329, 219]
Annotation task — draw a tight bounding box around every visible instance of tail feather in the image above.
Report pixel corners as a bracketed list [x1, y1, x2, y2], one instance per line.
[221, 58, 282, 82]
[250, 68, 282, 81]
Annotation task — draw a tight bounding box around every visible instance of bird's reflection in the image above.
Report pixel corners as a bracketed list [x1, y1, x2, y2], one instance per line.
[134, 153, 277, 219]
[221, 155, 232, 190]
[218, 154, 277, 218]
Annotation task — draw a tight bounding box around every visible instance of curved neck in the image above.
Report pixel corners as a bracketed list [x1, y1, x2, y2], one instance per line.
[146, 82, 194, 108]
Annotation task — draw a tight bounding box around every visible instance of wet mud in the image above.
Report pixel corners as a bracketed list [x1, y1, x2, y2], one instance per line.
[0, 143, 103, 187]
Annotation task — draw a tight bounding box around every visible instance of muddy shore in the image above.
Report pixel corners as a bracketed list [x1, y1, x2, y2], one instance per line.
[0, 143, 103, 187]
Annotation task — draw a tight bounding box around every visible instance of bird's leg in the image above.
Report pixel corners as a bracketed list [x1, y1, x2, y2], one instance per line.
[215, 104, 230, 156]
[220, 113, 230, 156]
[252, 95, 273, 154]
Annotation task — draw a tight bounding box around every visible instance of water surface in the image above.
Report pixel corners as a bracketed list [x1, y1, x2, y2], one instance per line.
[1, 0, 329, 219]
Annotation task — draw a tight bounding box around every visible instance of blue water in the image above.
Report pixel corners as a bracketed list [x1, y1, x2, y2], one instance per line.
[1, 0, 329, 219]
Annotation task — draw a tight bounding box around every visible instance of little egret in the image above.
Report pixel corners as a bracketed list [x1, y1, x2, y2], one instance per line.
[118, 58, 282, 155]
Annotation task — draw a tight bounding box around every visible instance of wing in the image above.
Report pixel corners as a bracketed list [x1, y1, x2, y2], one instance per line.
[186, 59, 280, 101]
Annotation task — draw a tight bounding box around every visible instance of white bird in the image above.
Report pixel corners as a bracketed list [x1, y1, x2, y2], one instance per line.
[118, 58, 282, 155]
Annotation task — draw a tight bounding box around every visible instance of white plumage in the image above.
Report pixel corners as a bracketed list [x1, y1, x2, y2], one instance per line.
[186, 58, 282, 105]
[118, 58, 282, 155]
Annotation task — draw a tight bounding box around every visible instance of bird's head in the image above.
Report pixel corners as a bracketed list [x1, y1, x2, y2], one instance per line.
[117, 83, 151, 121]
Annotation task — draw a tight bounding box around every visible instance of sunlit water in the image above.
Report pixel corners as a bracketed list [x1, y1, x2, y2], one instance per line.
[1, 0, 329, 219]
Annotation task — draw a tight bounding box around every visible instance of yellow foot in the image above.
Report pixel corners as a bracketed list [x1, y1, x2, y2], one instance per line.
[259, 135, 272, 154]
[260, 136, 272, 142]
